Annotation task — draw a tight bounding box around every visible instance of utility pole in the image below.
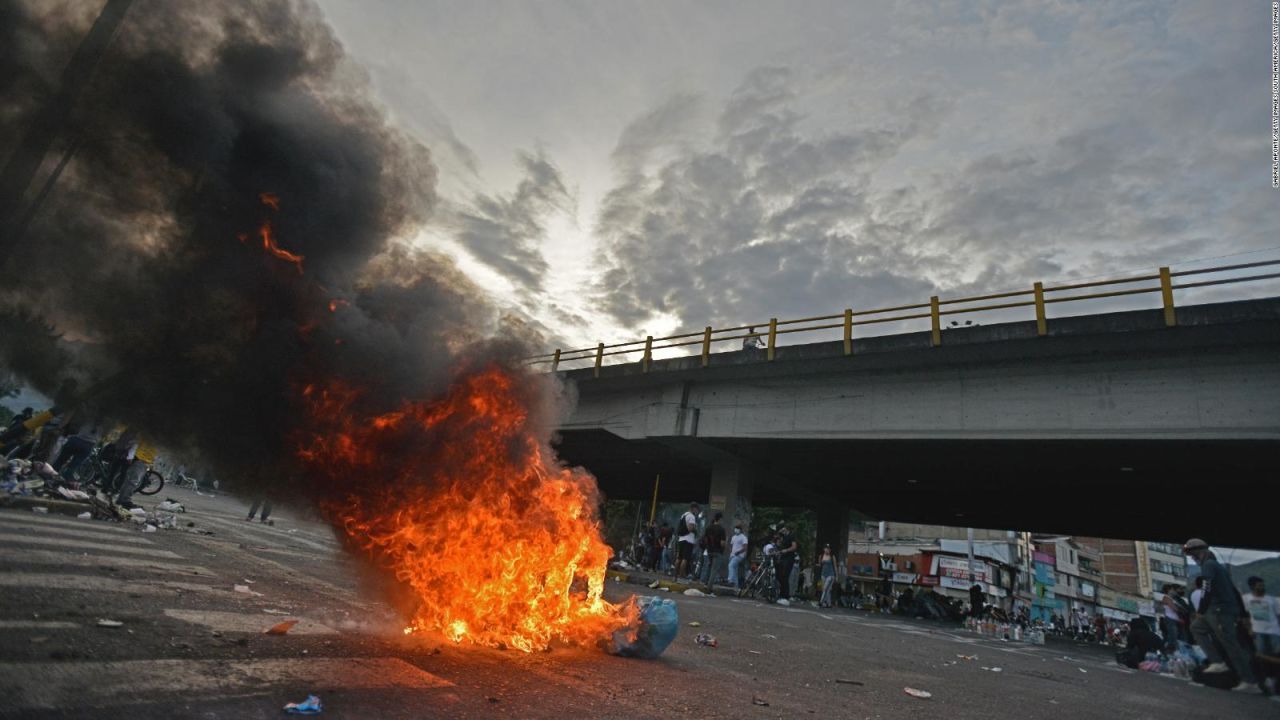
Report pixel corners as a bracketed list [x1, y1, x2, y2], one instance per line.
[0, 0, 134, 251]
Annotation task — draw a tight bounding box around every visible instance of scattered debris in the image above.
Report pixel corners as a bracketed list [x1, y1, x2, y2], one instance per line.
[751, 696, 769, 706]
[264, 620, 298, 635]
[688, 621, 702, 627]
[694, 633, 718, 647]
[957, 654, 977, 660]
[647, 580, 661, 589]
[283, 694, 322, 715]
[31, 506, 48, 514]
[683, 588, 709, 597]
[156, 499, 185, 512]
[981, 667, 1002, 673]
[1078, 668, 1087, 673]
[748, 650, 762, 655]
[96, 619, 124, 628]
[835, 679, 864, 686]
[903, 687, 932, 699]
[263, 609, 290, 615]
[233, 584, 262, 596]
[761, 634, 778, 640]
[76, 511, 91, 520]
[142, 524, 157, 533]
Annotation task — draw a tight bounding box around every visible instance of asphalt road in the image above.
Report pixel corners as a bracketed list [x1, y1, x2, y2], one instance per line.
[0, 488, 1273, 719]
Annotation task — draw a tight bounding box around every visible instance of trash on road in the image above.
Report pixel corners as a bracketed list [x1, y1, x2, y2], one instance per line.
[264, 620, 298, 635]
[694, 633, 718, 647]
[609, 596, 679, 659]
[981, 667, 1003, 673]
[76, 511, 91, 520]
[1077, 668, 1087, 673]
[647, 580, 661, 589]
[748, 650, 762, 655]
[96, 619, 124, 628]
[835, 679, 864, 686]
[957, 654, 977, 660]
[683, 588, 709, 597]
[761, 634, 777, 639]
[156, 499, 185, 512]
[233, 584, 263, 596]
[751, 696, 769, 706]
[687, 621, 702, 627]
[263, 609, 290, 615]
[903, 687, 932, 699]
[283, 694, 323, 715]
[30, 506, 48, 514]
[142, 524, 157, 533]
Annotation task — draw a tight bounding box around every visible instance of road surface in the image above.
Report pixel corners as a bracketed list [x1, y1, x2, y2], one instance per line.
[0, 488, 1272, 718]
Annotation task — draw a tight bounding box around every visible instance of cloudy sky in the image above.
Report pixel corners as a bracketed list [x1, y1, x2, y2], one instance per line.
[316, 0, 1277, 354]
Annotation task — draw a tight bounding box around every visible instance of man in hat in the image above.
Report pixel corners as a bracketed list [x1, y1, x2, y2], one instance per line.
[1183, 538, 1263, 693]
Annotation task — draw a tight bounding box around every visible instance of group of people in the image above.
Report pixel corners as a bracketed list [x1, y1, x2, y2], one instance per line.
[635, 502, 847, 608]
[2, 406, 159, 510]
[1111, 539, 1278, 696]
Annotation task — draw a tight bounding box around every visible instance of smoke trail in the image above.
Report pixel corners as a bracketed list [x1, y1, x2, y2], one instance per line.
[0, 0, 519, 489]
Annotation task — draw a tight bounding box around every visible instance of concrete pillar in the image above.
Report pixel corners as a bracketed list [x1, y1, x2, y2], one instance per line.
[816, 504, 853, 558]
[708, 460, 755, 532]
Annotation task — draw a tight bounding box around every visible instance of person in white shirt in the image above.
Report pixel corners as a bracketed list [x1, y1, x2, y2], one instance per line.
[727, 524, 749, 589]
[674, 502, 700, 580]
[1189, 576, 1205, 614]
[1245, 576, 1280, 695]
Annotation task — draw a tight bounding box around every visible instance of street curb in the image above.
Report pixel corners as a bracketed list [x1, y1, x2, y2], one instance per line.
[1, 495, 92, 518]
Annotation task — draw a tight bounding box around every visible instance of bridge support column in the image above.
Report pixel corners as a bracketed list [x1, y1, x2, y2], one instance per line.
[708, 460, 755, 532]
[816, 504, 853, 558]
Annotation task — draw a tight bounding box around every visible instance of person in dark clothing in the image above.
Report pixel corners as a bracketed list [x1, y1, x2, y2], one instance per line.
[247, 497, 273, 524]
[1116, 618, 1163, 668]
[1184, 538, 1262, 692]
[52, 423, 94, 479]
[970, 583, 986, 618]
[775, 523, 798, 605]
[701, 512, 727, 588]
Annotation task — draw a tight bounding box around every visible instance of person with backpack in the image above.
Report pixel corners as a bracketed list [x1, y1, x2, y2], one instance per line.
[1183, 538, 1265, 694]
[674, 502, 700, 580]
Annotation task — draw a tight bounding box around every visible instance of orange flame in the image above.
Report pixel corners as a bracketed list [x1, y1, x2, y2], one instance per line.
[298, 365, 636, 652]
[259, 192, 281, 211]
[256, 220, 304, 274]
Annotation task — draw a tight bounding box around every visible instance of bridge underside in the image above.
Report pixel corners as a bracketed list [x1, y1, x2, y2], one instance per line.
[554, 430, 1277, 549]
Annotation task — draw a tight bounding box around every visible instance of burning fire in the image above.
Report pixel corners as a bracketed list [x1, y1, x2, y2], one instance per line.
[298, 364, 636, 652]
[236, 193, 305, 274]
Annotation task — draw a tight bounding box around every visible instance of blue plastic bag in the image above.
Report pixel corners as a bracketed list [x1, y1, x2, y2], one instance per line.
[611, 596, 679, 659]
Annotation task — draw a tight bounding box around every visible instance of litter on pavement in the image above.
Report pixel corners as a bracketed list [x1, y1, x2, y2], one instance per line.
[835, 679, 864, 686]
[751, 696, 769, 706]
[682, 588, 709, 597]
[903, 687, 933, 699]
[96, 619, 124, 628]
[264, 620, 298, 635]
[283, 694, 323, 715]
[687, 621, 702, 627]
[694, 633, 718, 647]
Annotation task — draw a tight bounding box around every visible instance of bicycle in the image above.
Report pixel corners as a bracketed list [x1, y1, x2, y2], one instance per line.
[79, 447, 165, 496]
[739, 554, 779, 603]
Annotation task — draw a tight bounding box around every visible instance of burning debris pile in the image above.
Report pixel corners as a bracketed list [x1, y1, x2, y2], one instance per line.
[300, 365, 637, 652]
[0, 0, 645, 653]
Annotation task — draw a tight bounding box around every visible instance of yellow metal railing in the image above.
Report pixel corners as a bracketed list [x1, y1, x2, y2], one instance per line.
[528, 260, 1280, 375]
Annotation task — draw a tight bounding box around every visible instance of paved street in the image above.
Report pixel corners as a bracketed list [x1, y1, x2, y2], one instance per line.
[0, 489, 1272, 719]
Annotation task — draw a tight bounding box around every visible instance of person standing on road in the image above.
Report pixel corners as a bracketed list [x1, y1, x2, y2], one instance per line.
[969, 583, 985, 618]
[114, 434, 158, 510]
[728, 523, 749, 588]
[1183, 538, 1263, 693]
[675, 502, 699, 580]
[819, 544, 839, 608]
[701, 512, 726, 589]
[1245, 576, 1280, 693]
[657, 522, 674, 574]
[1160, 583, 1189, 648]
[775, 522, 798, 606]
[247, 497, 273, 524]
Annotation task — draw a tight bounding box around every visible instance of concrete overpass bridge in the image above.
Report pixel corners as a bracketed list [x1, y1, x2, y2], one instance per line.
[536, 264, 1280, 550]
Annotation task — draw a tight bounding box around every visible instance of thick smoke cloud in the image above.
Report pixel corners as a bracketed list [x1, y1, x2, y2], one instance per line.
[0, 0, 511, 490]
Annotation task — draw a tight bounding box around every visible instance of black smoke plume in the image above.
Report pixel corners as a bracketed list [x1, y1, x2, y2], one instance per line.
[0, 0, 522, 492]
